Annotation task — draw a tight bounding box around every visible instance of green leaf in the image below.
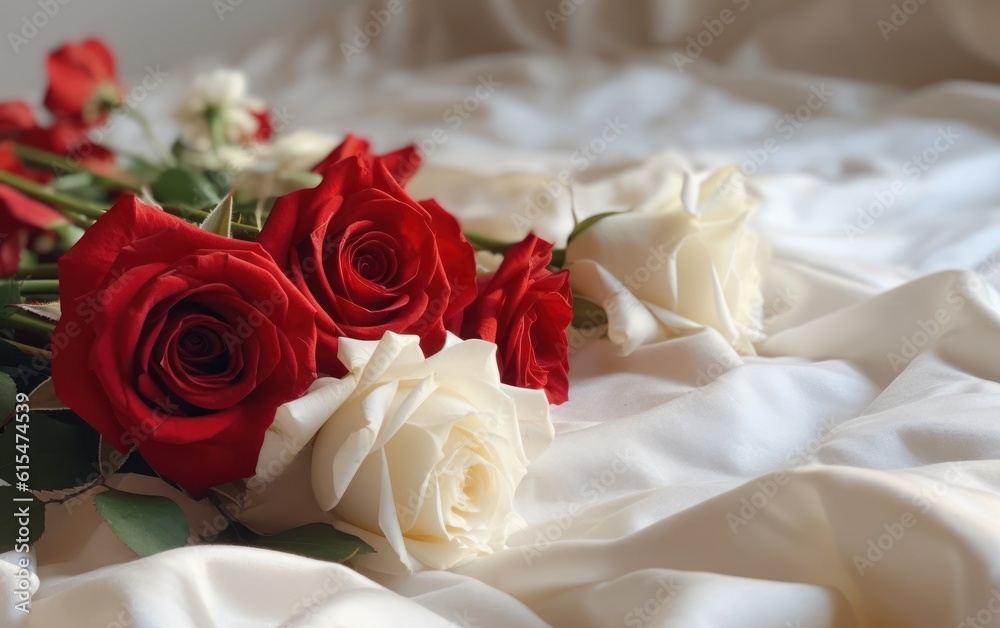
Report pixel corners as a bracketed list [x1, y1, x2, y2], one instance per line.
[200, 194, 234, 237]
[0, 279, 22, 316]
[0, 412, 99, 491]
[207, 521, 373, 563]
[0, 372, 16, 422]
[94, 489, 189, 558]
[234, 197, 275, 229]
[566, 211, 620, 245]
[151, 168, 222, 209]
[572, 294, 608, 330]
[125, 155, 165, 183]
[203, 170, 233, 192]
[0, 486, 44, 551]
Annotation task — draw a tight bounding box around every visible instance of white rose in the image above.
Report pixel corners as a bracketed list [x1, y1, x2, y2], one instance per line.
[181, 143, 258, 174]
[474, 250, 504, 275]
[176, 69, 266, 152]
[566, 165, 768, 355]
[256, 332, 553, 574]
[233, 130, 340, 199]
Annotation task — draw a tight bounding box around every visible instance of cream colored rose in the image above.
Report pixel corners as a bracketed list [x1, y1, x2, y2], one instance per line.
[176, 69, 266, 152]
[566, 165, 768, 355]
[256, 332, 553, 574]
[232, 130, 339, 199]
[474, 250, 504, 275]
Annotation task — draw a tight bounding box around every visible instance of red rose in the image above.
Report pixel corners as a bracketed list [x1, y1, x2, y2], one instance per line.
[452, 234, 572, 404]
[22, 121, 115, 169]
[0, 142, 49, 184]
[0, 183, 67, 276]
[44, 38, 123, 125]
[0, 103, 53, 181]
[53, 195, 317, 496]
[0, 102, 35, 140]
[312, 134, 421, 187]
[260, 142, 476, 376]
[251, 110, 272, 143]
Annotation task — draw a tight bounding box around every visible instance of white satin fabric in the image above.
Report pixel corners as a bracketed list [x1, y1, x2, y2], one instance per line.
[3, 0, 1000, 626]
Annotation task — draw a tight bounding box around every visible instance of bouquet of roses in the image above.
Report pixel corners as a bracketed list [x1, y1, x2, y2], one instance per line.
[0, 39, 766, 573]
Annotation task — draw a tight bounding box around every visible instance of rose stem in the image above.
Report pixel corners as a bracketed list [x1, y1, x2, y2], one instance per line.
[0, 338, 52, 360]
[16, 264, 58, 280]
[463, 232, 512, 253]
[122, 108, 176, 166]
[14, 144, 143, 193]
[18, 280, 60, 295]
[0, 312, 56, 336]
[0, 170, 260, 239]
[0, 169, 107, 220]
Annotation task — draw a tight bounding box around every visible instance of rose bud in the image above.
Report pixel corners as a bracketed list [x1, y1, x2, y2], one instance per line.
[44, 38, 124, 125]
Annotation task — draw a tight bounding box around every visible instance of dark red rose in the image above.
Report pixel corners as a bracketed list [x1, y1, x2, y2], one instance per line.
[0, 142, 50, 184]
[0, 104, 53, 181]
[0, 183, 67, 276]
[260, 145, 476, 376]
[452, 234, 572, 404]
[312, 134, 421, 187]
[0, 102, 35, 140]
[53, 195, 317, 496]
[21, 121, 115, 169]
[44, 38, 123, 125]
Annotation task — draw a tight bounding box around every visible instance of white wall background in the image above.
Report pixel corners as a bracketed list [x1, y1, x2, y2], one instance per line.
[3, 0, 1000, 105]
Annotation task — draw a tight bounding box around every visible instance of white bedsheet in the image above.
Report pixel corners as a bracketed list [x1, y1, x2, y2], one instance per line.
[2, 1, 1000, 626]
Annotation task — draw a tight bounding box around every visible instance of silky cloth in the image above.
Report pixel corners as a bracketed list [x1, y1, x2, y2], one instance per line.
[2, 1, 1000, 626]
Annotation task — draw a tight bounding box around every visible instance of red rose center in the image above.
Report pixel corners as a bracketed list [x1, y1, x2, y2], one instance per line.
[351, 236, 397, 284]
[177, 324, 230, 375]
[141, 306, 249, 417]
